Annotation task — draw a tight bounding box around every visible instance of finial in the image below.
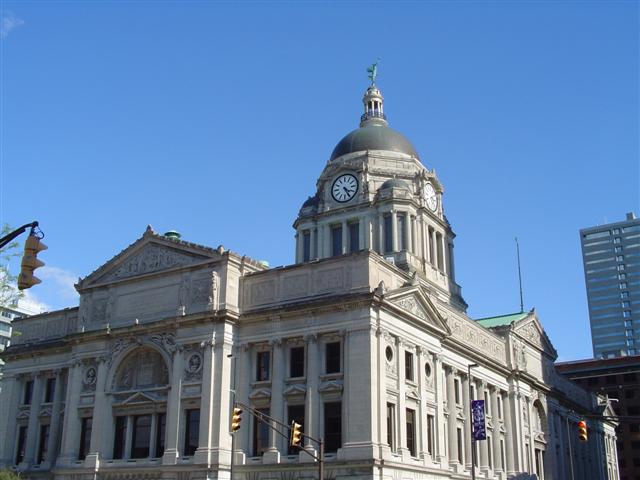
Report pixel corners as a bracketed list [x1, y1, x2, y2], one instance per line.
[366, 59, 380, 86]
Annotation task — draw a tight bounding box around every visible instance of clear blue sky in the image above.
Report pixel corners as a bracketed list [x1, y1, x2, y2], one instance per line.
[1, 1, 638, 361]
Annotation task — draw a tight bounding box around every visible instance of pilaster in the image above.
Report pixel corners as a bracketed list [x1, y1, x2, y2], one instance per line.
[21, 373, 43, 467]
[84, 356, 109, 468]
[263, 339, 283, 463]
[162, 346, 184, 464]
[58, 362, 83, 466]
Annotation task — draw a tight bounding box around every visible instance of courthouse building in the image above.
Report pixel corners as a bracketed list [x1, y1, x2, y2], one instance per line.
[0, 83, 619, 480]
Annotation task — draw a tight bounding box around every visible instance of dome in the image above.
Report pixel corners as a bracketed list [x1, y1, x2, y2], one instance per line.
[380, 178, 410, 190]
[330, 123, 419, 161]
[301, 195, 319, 209]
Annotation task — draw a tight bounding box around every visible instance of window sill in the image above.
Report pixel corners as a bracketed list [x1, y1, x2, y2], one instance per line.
[285, 377, 306, 383]
[251, 380, 272, 388]
[320, 373, 343, 381]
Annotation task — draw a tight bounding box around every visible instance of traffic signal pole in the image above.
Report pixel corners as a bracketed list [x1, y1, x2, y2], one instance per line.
[0, 221, 39, 250]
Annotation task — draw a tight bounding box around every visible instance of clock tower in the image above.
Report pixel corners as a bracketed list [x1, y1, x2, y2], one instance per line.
[294, 80, 465, 309]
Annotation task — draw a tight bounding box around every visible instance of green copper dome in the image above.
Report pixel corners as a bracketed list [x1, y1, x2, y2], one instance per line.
[330, 123, 419, 161]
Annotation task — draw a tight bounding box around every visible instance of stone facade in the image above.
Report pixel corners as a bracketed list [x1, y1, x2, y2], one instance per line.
[0, 83, 619, 480]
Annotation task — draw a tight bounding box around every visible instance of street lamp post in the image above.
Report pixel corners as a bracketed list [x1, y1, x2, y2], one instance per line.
[468, 363, 478, 480]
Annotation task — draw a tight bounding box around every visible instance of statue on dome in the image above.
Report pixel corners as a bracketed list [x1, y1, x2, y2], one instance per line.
[367, 60, 380, 85]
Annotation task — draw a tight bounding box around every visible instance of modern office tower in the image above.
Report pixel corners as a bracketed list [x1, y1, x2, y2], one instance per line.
[581, 212, 640, 358]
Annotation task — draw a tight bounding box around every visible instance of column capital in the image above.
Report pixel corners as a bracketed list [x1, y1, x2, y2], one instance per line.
[303, 333, 318, 344]
[269, 338, 283, 348]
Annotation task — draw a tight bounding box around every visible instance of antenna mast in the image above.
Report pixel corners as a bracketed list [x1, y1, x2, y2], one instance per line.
[515, 237, 524, 313]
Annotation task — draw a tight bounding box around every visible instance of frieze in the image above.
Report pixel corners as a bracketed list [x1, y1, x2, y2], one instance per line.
[250, 280, 276, 304]
[103, 244, 200, 282]
[316, 267, 344, 292]
[282, 274, 309, 298]
[446, 316, 506, 363]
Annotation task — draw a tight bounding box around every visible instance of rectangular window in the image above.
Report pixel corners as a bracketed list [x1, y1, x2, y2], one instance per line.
[113, 416, 127, 459]
[252, 408, 270, 456]
[325, 342, 341, 374]
[79, 417, 93, 460]
[184, 409, 200, 456]
[23, 380, 33, 405]
[324, 402, 342, 453]
[384, 215, 393, 253]
[131, 414, 151, 459]
[436, 233, 444, 271]
[155, 413, 166, 458]
[386, 403, 396, 451]
[427, 414, 435, 456]
[37, 424, 50, 463]
[349, 222, 360, 253]
[623, 301, 631, 308]
[622, 291, 630, 299]
[287, 404, 305, 455]
[303, 230, 311, 262]
[331, 225, 343, 256]
[290, 346, 305, 378]
[256, 351, 271, 381]
[406, 408, 416, 457]
[456, 427, 463, 464]
[616, 246, 623, 253]
[497, 395, 503, 419]
[15, 425, 27, 465]
[454, 378, 461, 404]
[405, 351, 414, 381]
[500, 439, 506, 471]
[44, 378, 56, 403]
[397, 214, 407, 251]
[428, 227, 435, 264]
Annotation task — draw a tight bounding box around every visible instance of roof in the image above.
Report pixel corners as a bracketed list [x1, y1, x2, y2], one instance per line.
[475, 311, 529, 328]
[330, 123, 419, 161]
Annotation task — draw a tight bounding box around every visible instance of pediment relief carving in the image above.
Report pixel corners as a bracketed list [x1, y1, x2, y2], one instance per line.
[513, 316, 557, 357]
[118, 391, 166, 405]
[384, 286, 450, 335]
[16, 410, 30, 420]
[406, 386, 420, 401]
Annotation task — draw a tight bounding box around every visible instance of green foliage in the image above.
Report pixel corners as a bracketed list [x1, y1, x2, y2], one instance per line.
[0, 223, 23, 308]
[0, 469, 21, 480]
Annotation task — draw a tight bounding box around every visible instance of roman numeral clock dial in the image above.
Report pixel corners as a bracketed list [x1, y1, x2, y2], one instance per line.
[331, 174, 358, 203]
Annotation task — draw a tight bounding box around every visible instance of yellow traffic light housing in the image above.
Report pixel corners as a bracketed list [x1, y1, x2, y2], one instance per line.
[290, 421, 303, 448]
[231, 406, 243, 432]
[577, 420, 588, 442]
[18, 235, 47, 290]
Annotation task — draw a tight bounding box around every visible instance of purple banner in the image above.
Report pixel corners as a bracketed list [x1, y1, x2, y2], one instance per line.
[472, 400, 486, 441]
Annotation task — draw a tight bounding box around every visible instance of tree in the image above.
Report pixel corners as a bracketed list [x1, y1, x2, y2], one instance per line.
[0, 224, 23, 308]
[0, 469, 20, 480]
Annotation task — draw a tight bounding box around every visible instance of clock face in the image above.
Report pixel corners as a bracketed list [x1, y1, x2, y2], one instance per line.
[423, 182, 438, 212]
[331, 174, 358, 203]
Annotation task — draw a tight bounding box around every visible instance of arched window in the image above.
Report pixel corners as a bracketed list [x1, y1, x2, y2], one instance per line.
[111, 347, 170, 460]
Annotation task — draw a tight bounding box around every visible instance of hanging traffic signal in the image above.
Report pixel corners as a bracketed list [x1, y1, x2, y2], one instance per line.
[290, 421, 303, 448]
[577, 420, 588, 442]
[18, 235, 47, 290]
[231, 406, 243, 432]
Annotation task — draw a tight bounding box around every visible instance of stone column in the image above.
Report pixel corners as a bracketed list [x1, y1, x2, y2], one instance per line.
[434, 357, 446, 465]
[124, 416, 133, 459]
[194, 339, 216, 464]
[295, 231, 301, 263]
[303, 334, 319, 456]
[461, 373, 471, 470]
[0, 374, 22, 465]
[376, 328, 388, 454]
[46, 369, 66, 465]
[85, 357, 110, 467]
[236, 344, 251, 460]
[378, 213, 384, 253]
[490, 387, 502, 474]
[58, 362, 84, 466]
[416, 347, 426, 458]
[264, 339, 283, 463]
[502, 390, 516, 475]
[162, 347, 184, 464]
[448, 243, 456, 281]
[342, 220, 348, 254]
[445, 366, 458, 467]
[477, 381, 489, 471]
[404, 213, 411, 252]
[391, 211, 398, 252]
[397, 339, 407, 456]
[310, 227, 316, 260]
[430, 229, 437, 266]
[22, 373, 44, 467]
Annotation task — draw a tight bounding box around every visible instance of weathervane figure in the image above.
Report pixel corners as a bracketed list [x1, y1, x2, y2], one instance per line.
[367, 60, 380, 85]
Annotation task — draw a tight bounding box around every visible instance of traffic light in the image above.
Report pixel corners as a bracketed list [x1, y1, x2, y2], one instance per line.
[577, 420, 588, 442]
[290, 421, 302, 448]
[18, 234, 47, 290]
[231, 406, 243, 432]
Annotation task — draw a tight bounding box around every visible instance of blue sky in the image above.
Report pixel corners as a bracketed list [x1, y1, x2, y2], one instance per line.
[1, 1, 638, 361]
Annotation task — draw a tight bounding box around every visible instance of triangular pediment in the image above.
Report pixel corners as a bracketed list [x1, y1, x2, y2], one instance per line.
[117, 391, 163, 405]
[319, 380, 343, 394]
[249, 388, 272, 400]
[383, 286, 451, 336]
[283, 384, 307, 397]
[513, 313, 557, 358]
[77, 226, 221, 290]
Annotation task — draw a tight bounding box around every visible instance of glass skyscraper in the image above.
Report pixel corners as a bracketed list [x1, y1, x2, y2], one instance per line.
[581, 212, 640, 358]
